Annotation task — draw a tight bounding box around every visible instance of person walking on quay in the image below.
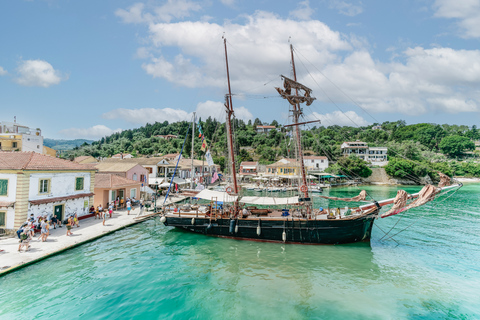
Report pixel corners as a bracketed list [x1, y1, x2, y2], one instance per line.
[102, 209, 107, 226]
[74, 213, 80, 228]
[40, 219, 48, 242]
[108, 202, 114, 218]
[127, 199, 132, 215]
[66, 216, 73, 236]
[41, 220, 50, 242]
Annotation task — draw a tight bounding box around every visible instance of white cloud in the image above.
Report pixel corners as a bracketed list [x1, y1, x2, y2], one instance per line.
[220, 0, 235, 7]
[329, 0, 363, 17]
[306, 110, 370, 127]
[59, 125, 122, 139]
[102, 100, 253, 125]
[289, 1, 314, 20]
[307, 47, 480, 115]
[15, 60, 66, 87]
[433, 0, 480, 38]
[115, 0, 202, 24]
[118, 6, 480, 117]
[142, 11, 351, 91]
[0, 66, 7, 76]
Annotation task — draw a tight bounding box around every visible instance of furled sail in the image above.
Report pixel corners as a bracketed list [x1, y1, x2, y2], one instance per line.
[381, 184, 439, 218]
[438, 172, 451, 188]
[275, 75, 316, 106]
[381, 189, 408, 218]
[239, 196, 299, 205]
[319, 190, 367, 202]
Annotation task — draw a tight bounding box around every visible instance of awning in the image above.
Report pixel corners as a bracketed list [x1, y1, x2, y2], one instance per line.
[0, 201, 15, 208]
[30, 193, 94, 205]
[149, 177, 165, 185]
[239, 196, 299, 205]
[141, 186, 155, 194]
[194, 189, 238, 203]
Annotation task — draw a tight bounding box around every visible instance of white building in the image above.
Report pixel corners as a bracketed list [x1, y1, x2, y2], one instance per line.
[303, 156, 329, 172]
[366, 147, 388, 166]
[0, 121, 43, 153]
[0, 152, 96, 232]
[341, 141, 388, 165]
[256, 125, 276, 134]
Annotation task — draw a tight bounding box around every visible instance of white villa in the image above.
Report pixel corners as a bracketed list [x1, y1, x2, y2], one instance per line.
[341, 141, 388, 165]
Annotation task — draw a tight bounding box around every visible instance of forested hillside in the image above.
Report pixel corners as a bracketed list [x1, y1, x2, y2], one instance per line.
[64, 118, 480, 178]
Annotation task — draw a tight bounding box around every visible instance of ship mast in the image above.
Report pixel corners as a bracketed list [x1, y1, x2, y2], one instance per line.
[224, 37, 239, 195]
[289, 44, 309, 200]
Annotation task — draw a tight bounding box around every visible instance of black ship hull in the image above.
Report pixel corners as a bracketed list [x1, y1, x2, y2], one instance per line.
[163, 211, 377, 245]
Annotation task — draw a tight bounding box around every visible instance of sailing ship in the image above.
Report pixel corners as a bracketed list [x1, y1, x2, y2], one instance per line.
[160, 39, 462, 245]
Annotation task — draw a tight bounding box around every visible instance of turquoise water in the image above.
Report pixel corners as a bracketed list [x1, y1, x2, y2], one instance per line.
[1, 184, 479, 319]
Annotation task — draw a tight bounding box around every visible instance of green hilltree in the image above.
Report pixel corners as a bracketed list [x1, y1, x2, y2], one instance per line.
[439, 135, 475, 157]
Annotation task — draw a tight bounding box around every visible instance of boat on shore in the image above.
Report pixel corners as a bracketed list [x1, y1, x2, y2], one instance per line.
[161, 39, 462, 245]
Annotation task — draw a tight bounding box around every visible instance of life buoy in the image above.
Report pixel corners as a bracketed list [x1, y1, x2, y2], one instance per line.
[300, 184, 308, 193]
[226, 186, 234, 194]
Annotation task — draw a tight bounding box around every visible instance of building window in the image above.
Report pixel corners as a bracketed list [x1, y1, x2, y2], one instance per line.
[133, 173, 137, 181]
[75, 177, 84, 191]
[130, 188, 137, 199]
[37, 145, 40, 149]
[12, 142, 17, 148]
[0, 179, 8, 196]
[0, 212, 5, 227]
[39, 179, 50, 194]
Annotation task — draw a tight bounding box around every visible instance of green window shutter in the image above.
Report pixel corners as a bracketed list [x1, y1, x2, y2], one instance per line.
[76, 177, 84, 190]
[0, 180, 7, 196]
[0, 212, 5, 226]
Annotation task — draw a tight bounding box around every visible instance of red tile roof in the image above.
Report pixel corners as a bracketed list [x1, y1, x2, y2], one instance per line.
[95, 173, 141, 189]
[303, 156, 328, 159]
[240, 161, 258, 166]
[0, 152, 96, 171]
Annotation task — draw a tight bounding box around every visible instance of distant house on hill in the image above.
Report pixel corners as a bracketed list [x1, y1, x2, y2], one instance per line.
[155, 134, 178, 140]
[0, 151, 96, 232]
[371, 125, 383, 130]
[256, 125, 276, 134]
[341, 141, 388, 166]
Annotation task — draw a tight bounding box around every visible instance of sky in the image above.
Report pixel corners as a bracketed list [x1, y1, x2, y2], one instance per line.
[1, 0, 480, 140]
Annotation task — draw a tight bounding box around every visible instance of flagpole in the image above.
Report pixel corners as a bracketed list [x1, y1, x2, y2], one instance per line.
[191, 112, 195, 190]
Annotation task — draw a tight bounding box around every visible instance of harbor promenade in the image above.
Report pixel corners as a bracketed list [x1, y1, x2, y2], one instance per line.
[0, 195, 187, 276]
